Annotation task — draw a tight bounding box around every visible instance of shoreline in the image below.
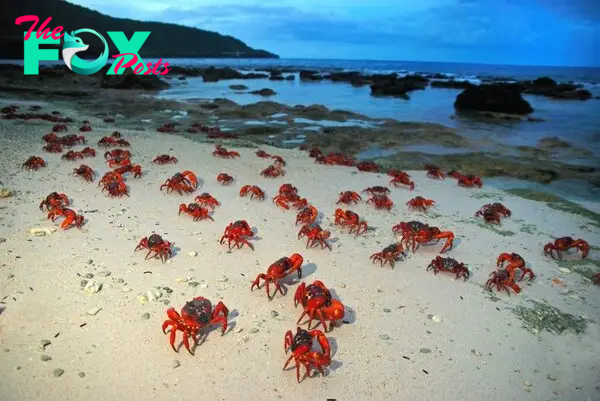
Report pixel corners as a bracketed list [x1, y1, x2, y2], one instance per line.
[0, 102, 599, 400]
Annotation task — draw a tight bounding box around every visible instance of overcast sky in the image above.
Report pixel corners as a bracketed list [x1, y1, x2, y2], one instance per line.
[74, 0, 600, 66]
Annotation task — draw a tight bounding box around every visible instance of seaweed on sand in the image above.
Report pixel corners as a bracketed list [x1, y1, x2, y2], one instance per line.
[470, 192, 504, 201]
[504, 188, 600, 228]
[555, 259, 600, 281]
[511, 299, 588, 335]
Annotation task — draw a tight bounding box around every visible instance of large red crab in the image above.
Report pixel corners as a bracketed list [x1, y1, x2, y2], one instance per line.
[101, 180, 129, 197]
[261, 165, 285, 178]
[62, 150, 84, 161]
[194, 193, 220, 209]
[162, 297, 229, 355]
[114, 163, 142, 178]
[22, 156, 46, 171]
[213, 144, 240, 159]
[240, 185, 265, 201]
[160, 171, 198, 194]
[392, 220, 427, 241]
[284, 327, 331, 383]
[366, 194, 393, 210]
[336, 191, 361, 205]
[406, 196, 435, 212]
[485, 269, 521, 296]
[135, 233, 173, 263]
[475, 203, 511, 224]
[427, 256, 470, 281]
[217, 173, 234, 185]
[81, 147, 95, 158]
[220, 220, 254, 250]
[370, 243, 406, 268]
[39, 192, 69, 211]
[543, 237, 589, 260]
[251, 253, 304, 299]
[104, 149, 131, 160]
[296, 205, 318, 226]
[47, 207, 84, 229]
[298, 224, 331, 250]
[409, 225, 455, 253]
[179, 203, 213, 222]
[497, 253, 535, 281]
[334, 208, 368, 236]
[153, 154, 178, 164]
[256, 149, 271, 158]
[43, 143, 62, 153]
[356, 161, 379, 172]
[389, 171, 415, 190]
[425, 164, 445, 179]
[457, 174, 483, 188]
[73, 164, 94, 182]
[362, 186, 390, 196]
[294, 281, 344, 332]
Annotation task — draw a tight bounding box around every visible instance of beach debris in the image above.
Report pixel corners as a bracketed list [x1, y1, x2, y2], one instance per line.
[379, 334, 391, 340]
[53, 368, 65, 377]
[40, 355, 52, 361]
[0, 188, 14, 198]
[559, 268, 571, 274]
[431, 315, 443, 323]
[87, 307, 102, 316]
[250, 328, 259, 333]
[172, 360, 181, 369]
[83, 280, 102, 294]
[39, 340, 51, 351]
[137, 295, 149, 304]
[78, 372, 85, 378]
[29, 227, 56, 236]
[420, 348, 432, 353]
[162, 296, 229, 355]
[96, 270, 111, 277]
[511, 299, 587, 335]
[176, 277, 191, 283]
[142, 313, 150, 320]
[251, 254, 303, 299]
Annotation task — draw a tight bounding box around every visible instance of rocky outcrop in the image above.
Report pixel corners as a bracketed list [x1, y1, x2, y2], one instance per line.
[100, 71, 169, 90]
[229, 84, 248, 91]
[430, 80, 473, 89]
[521, 77, 592, 100]
[454, 84, 533, 115]
[249, 88, 277, 96]
[299, 70, 323, 81]
[202, 67, 268, 82]
[370, 75, 429, 98]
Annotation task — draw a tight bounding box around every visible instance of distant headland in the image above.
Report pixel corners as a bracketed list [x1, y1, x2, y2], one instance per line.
[1, 0, 278, 59]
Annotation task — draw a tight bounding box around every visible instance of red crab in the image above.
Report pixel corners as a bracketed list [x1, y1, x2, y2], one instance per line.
[160, 171, 198, 195]
[370, 243, 406, 268]
[104, 149, 131, 160]
[334, 209, 368, 236]
[39, 192, 69, 211]
[497, 253, 535, 281]
[135, 233, 172, 263]
[261, 165, 285, 178]
[217, 173, 234, 185]
[308, 147, 323, 158]
[273, 192, 307, 210]
[284, 327, 331, 383]
[62, 150, 83, 161]
[389, 171, 415, 190]
[81, 147, 95, 158]
[178, 203, 213, 222]
[362, 186, 390, 196]
[212, 144, 240, 159]
[457, 174, 483, 188]
[475, 203, 511, 224]
[298, 224, 331, 250]
[106, 156, 131, 168]
[194, 193, 220, 210]
[427, 256, 470, 281]
[114, 163, 142, 178]
[162, 297, 229, 355]
[98, 171, 124, 188]
[409, 225, 455, 253]
[425, 165, 445, 179]
[366, 194, 393, 210]
[486, 269, 521, 296]
[251, 253, 304, 299]
[47, 207, 84, 229]
[356, 161, 379, 172]
[392, 220, 428, 242]
[279, 184, 298, 196]
[73, 164, 94, 182]
[272, 155, 286, 167]
[336, 191, 361, 205]
[153, 154, 178, 164]
[256, 149, 271, 158]
[294, 281, 345, 331]
[406, 196, 435, 212]
[544, 237, 589, 260]
[296, 205, 318, 226]
[220, 220, 254, 250]
[43, 143, 62, 153]
[101, 180, 129, 197]
[52, 123, 68, 132]
[592, 273, 600, 286]
[240, 185, 265, 201]
[80, 123, 92, 132]
[22, 156, 46, 170]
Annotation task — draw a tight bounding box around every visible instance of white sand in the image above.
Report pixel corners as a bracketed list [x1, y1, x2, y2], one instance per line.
[1, 103, 599, 401]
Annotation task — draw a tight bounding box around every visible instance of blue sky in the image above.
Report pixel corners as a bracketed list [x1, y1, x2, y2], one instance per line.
[75, 0, 599, 66]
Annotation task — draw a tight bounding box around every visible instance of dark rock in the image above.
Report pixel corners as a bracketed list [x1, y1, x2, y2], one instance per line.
[200, 103, 219, 110]
[454, 84, 533, 115]
[537, 137, 572, 149]
[100, 72, 169, 90]
[229, 84, 248, 91]
[249, 88, 276, 96]
[522, 77, 592, 100]
[300, 70, 322, 81]
[285, 75, 295, 81]
[370, 76, 428, 98]
[269, 74, 285, 81]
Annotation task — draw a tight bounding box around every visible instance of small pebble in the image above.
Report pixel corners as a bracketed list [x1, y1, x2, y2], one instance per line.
[235, 328, 244, 333]
[270, 310, 279, 318]
[420, 348, 431, 353]
[379, 334, 391, 340]
[142, 313, 150, 320]
[559, 268, 571, 273]
[383, 308, 391, 313]
[431, 315, 443, 323]
[340, 283, 346, 288]
[96, 270, 111, 277]
[40, 355, 52, 361]
[87, 307, 102, 316]
[175, 277, 190, 283]
[524, 380, 532, 387]
[188, 281, 199, 288]
[471, 349, 483, 356]
[53, 368, 65, 377]
[84, 280, 102, 294]
[188, 251, 197, 257]
[172, 360, 181, 368]
[122, 287, 132, 293]
[39, 340, 51, 351]
[250, 328, 259, 333]
[78, 372, 85, 378]
[137, 295, 149, 304]
[219, 276, 228, 282]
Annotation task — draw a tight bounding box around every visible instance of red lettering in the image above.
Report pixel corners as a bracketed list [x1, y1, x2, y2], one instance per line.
[112, 53, 139, 73]
[143, 62, 153, 75]
[160, 63, 171, 75]
[51, 26, 64, 40]
[15, 15, 39, 41]
[151, 58, 164, 75]
[36, 17, 52, 40]
[133, 63, 144, 74]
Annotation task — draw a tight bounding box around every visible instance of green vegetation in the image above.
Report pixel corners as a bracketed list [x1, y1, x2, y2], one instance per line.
[470, 192, 503, 201]
[519, 223, 538, 235]
[2, 0, 277, 59]
[511, 300, 588, 335]
[555, 259, 600, 281]
[504, 188, 600, 228]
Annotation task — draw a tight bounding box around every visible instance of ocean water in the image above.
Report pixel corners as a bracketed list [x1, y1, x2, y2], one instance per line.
[151, 58, 600, 159]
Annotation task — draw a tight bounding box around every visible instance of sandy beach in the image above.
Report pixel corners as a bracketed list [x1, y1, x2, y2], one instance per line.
[1, 99, 599, 401]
